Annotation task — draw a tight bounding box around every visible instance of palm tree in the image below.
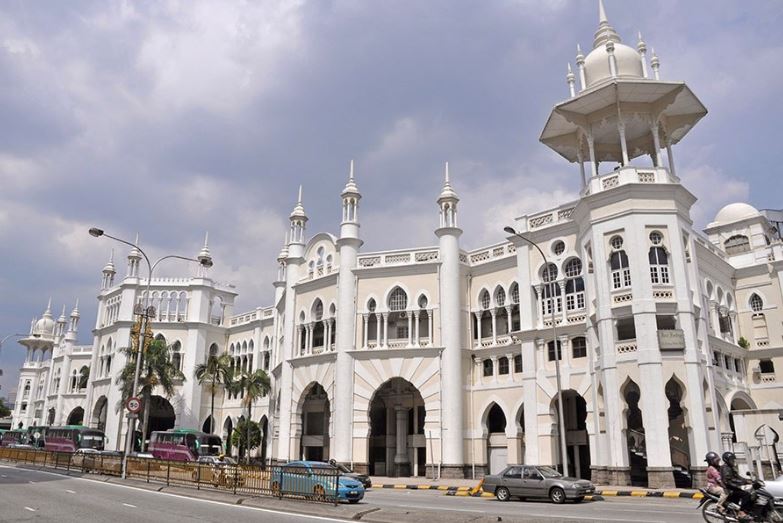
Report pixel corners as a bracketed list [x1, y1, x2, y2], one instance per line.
[194, 353, 232, 434]
[229, 368, 271, 463]
[117, 338, 179, 451]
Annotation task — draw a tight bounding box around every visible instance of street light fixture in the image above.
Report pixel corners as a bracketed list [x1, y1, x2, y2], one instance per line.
[504, 226, 569, 477]
[89, 227, 214, 478]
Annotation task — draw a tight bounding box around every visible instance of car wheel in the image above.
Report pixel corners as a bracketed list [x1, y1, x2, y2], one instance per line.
[549, 487, 565, 504]
[573, 496, 584, 503]
[349, 499, 360, 504]
[495, 486, 511, 502]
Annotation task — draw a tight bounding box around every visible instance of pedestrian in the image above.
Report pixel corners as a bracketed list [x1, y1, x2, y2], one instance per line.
[704, 452, 727, 512]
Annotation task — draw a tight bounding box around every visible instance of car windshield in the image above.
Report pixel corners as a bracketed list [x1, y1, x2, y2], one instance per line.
[537, 466, 562, 478]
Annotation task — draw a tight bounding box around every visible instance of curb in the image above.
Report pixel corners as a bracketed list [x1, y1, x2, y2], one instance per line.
[372, 483, 466, 491]
[596, 489, 702, 499]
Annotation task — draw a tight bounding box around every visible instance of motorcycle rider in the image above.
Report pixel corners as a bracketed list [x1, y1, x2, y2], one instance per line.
[704, 451, 727, 512]
[720, 451, 752, 518]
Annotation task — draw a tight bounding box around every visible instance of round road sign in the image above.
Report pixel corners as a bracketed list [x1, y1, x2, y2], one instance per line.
[126, 396, 142, 414]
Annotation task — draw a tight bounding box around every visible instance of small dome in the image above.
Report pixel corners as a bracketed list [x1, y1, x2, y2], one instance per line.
[584, 42, 644, 88]
[713, 203, 761, 225]
[33, 316, 55, 336]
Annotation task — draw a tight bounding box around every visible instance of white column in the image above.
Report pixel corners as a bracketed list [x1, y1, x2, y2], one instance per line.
[666, 141, 676, 177]
[650, 121, 662, 167]
[427, 312, 433, 345]
[362, 314, 369, 349]
[375, 313, 381, 347]
[394, 406, 409, 467]
[491, 310, 497, 344]
[618, 119, 629, 166]
[407, 312, 413, 347]
[382, 313, 389, 347]
[587, 131, 598, 177]
[505, 306, 513, 335]
[413, 311, 420, 347]
[577, 146, 586, 189]
[491, 355, 498, 384]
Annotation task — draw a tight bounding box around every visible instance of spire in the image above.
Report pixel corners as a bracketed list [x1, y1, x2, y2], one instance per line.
[438, 162, 458, 202]
[278, 231, 290, 260]
[44, 297, 52, 317]
[103, 248, 116, 273]
[593, 0, 621, 49]
[70, 298, 80, 318]
[637, 32, 649, 78]
[198, 231, 211, 259]
[57, 305, 67, 324]
[341, 159, 360, 197]
[128, 232, 141, 259]
[650, 48, 660, 80]
[290, 185, 307, 219]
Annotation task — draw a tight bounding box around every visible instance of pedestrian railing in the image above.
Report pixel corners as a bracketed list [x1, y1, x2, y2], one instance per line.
[0, 448, 340, 504]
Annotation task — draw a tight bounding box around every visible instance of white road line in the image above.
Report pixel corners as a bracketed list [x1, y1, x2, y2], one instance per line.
[24, 507, 36, 512]
[122, 503, 136, 508]
[66, 489, 76, 494]
[0, 464, 352, 522]
[1, 474, 6, 478]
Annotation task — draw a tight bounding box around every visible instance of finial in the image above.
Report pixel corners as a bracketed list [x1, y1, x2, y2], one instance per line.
[651, 48, 660, 80]
[109, 248, 114, 263]
[46, 297, 52, 314]
[59, 305, 67, 320]
[203, 231, 209, 248]
[598, 0, 608, 24]
[297, 185, 303, 205]
[444, 161, 450, 184]
[134, 232, 139, 246]
[566, 63, 576, 97]
[349, 159, 355, 181]
[71, 298, 80, 316]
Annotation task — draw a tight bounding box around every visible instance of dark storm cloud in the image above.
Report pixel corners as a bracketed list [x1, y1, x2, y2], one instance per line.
[0, 0, 781, 392]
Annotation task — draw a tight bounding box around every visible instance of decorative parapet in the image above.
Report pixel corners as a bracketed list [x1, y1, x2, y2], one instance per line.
[526, 203, 577, 232]
[616, 340, 638, 354]
[760, 373, 776, 383]
[357, 248, 440, 269]
[466, 243, 516, 266]
[583, 166, 675, 197]
[229, 308, 274, 327]
[613, 291, 633, 304]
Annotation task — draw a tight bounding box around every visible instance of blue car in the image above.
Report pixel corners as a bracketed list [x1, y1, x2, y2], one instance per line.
[273, 460, 365, 503]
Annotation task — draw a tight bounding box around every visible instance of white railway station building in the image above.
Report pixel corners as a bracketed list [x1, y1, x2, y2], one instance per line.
[10, 2, 783, 488]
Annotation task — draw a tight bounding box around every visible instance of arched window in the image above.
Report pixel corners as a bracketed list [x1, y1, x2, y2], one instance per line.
[313, 299, 324, 321]
[479, 289, 490, 310]
[542, 263, 558, 282]
[547, 340, 562, 361]
[170, 341, 182, 373]
[509, 282, 519, 304]
[494, 287, 506, 307]
[388, 288, 408, 311]
[649, 246, 669, 284]
[750, 293, 763, 312]
[498, 356, 509, 375]
[483, 359, 494, 377]
[724, 235, 750, 255]
[263, 352, 270, 370]
[418, 295, 428, 309]
[513, 354, 523, 373]
[564, 258, 584, 311]
[540, 281, 561, 315]
[610, 250, 631, 289]
[367, 298, 376, 312]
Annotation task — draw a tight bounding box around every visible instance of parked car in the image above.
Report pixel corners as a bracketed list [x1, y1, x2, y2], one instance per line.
[481, 465, 595, 504]
[329, 460, 372, 489]
[273, 461, 365, 503]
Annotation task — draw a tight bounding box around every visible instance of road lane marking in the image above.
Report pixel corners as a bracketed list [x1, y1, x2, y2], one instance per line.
[66, 489, 76, 494]
[122, 503, 137, 508]
[24, 507, 36, 512]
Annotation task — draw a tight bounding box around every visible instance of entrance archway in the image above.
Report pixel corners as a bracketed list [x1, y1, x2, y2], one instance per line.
[299, 383, 330, 461]
[92, 396, 108, 431]
[622, 380, 647, 486]
[66, 406, 84, 426]
[144, 396, 175, 440]
[368, 377, 426, 477]
[665, 377, 692, 487]
[484, 403, 508, 474]
[223, 417, 233, 456]
[202, 415, 214, 434]
[730, 394, 756, 444]
[552, 390, 591, 479]
[259, 416, 269, 463]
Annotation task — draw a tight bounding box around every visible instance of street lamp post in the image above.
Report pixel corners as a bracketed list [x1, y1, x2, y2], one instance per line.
[504, 226, 569, 477]
[89, 228, 213, 478]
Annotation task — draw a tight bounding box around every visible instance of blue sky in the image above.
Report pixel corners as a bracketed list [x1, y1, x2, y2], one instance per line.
[0, 0, 781, 395]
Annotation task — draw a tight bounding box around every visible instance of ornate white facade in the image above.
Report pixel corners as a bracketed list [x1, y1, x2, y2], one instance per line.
[11, 2, 783, 488]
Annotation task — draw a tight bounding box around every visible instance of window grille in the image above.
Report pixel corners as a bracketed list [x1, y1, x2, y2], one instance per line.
[572, 337, 587, 358]
[724, 235, 750, 255]
[649, 247, 669, 284]
[610, 250, 631, 289]
[495, 288, 506, 307]
[750, 293, 763, 312]
[498, 357, 509, 375]
[480, 290, 490, 310]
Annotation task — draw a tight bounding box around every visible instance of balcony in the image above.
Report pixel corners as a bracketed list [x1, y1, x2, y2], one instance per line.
[616, 340, 638, 354]
[583, 166, 675, 197]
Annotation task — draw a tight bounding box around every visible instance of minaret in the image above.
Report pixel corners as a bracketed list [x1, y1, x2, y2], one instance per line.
[566, 63, 576, 97]
[102, 249, 116, 289]
[276, 187, 308, 462]
[126, 233, 141, 279]
[434, 162, 465, 476]
[333, 160, 363, 464]
[650, 48, 660, 80]
[68, 299, 80, 336]
[575, 44, 586, 91]
[637, 32, 648, 78]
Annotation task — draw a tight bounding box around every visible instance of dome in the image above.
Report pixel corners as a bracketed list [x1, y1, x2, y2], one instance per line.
[713, 203, 761, 225]
[584, 42, 644, 88]
[33, 316, 55, 337]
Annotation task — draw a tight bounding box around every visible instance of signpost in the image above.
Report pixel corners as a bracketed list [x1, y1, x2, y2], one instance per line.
[126, 396, 142, 415]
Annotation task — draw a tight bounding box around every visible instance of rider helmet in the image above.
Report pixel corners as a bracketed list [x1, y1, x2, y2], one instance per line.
[722, 451, 736, 466]
[704, 451, 720, 465]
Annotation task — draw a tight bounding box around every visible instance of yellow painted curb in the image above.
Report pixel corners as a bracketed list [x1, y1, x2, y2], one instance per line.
[393, 484, 406, 489]
[631, 491, 648, 497]
[663, 491, 681, 498]
[437, 485, 449, 490]
[693, 492, 703, 499]
[601, 490, 618, 496]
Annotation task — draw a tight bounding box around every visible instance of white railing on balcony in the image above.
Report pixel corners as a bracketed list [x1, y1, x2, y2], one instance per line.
[583, 166, 675, 197]
[526, 203, 577, 231]
[616, 340, 638, 354]
[466, 242, 516, 266]
[357, 247, 440, 268]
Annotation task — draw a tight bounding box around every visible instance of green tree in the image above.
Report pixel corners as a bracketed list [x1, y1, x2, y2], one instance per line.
[228, 368, 271, 463]
[194, 353, 232, 434]
[117, 338, 180, 451]
[230, 419, 261, 459]
[0, 398, 11, 418]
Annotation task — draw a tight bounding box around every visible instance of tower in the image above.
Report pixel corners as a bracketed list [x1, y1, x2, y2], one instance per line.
[126, 233, 142, 279]
[196, 232, 213, 278]
[435, 162, 465, 476]
[276, 187, 308, 461]
[333, 160, 363, 463]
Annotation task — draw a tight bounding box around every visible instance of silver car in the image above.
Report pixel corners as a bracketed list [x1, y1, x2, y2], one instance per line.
[482, 465, 595, 504]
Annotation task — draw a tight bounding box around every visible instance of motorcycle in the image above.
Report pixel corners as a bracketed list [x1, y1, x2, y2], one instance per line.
[698, 474, 783, 523]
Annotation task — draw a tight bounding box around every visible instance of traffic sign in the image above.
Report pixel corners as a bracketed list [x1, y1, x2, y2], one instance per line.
[126, 396, 142, 414]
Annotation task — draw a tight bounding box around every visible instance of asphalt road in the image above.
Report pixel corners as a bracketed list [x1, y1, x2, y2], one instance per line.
[362, 488, 704, 522]
[0, 463, 703, 522]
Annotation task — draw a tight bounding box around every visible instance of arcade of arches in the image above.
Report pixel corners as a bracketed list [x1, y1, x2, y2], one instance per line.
[299, 383, 330, 461]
